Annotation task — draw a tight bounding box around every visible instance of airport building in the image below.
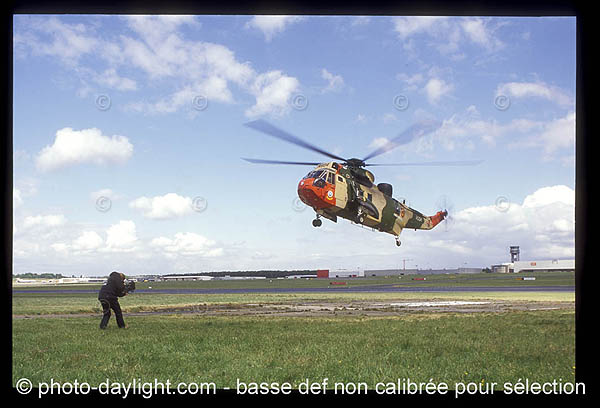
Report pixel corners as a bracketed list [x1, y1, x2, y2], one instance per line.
[364, 267, 483, 277]
[492, 259, 575, 273]
[490, 246, 575, 273]
[321, 269, 365, 278]
[160, 275, 214, 281]
[317, 267, 482, 278]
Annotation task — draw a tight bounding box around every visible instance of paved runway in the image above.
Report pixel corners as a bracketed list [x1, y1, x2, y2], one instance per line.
[13, 284, 575, 295]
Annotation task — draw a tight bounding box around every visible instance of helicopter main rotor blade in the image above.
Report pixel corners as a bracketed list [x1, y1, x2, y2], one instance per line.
[242, 158, 322, 166]
[244, 119, 347, 162]
[362, 119, 442, 162]
[366, 160, 483, 167]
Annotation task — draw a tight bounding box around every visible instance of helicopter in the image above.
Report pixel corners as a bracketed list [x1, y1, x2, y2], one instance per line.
[242, 119, 481, 247]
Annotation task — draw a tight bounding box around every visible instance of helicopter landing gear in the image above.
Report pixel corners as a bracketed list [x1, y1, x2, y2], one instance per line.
[312, 216, 322, 227]
[356, 209, 365, 224]
[395, 237, 401, 247]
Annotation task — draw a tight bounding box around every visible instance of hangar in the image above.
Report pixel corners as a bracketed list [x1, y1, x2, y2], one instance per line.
[161, 275, 214, 281]
[513, 259, 574, 273]
[491, 259, 574, 273]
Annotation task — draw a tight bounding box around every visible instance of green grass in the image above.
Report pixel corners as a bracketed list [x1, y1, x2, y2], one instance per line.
[12, 272, 576, 392]
[13, 311, 574, 390]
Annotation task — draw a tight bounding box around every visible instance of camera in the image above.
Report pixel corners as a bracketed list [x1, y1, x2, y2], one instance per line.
[124, 279, 136, 293]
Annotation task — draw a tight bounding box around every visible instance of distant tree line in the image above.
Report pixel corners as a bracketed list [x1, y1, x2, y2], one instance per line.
[13, 273, 65, 279]
[163, 270, 317, 279]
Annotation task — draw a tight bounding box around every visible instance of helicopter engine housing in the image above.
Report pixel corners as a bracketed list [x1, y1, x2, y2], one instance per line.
[377, 183, 393, 197]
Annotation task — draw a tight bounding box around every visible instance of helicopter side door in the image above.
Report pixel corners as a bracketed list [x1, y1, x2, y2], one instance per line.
[334, 173, 348, 210]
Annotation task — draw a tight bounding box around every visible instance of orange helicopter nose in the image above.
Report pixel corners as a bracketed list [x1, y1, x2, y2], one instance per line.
[298, 178, 335, 210]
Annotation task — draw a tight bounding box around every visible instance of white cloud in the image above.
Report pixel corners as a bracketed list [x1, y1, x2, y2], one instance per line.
[507, 112, 575, 158]
[369, 137, 391, 149]
[105, 220, 138, 251]
[15, 16, 99, 65]
[94, 68, 137, 91]
[245, 16, 304, 41]
[419, 107, 575, 154]
[393, 17, 504, 57]
[245, 70, 300, 118]
[123, 15, 199, 45]
[129, 193, 194, 219]
[424, 78, 454, 104]
[36, 127, 133, 172]
[17, 15, 301, 118]
[321, 68, 344, 93]
[151, 232, 224, 257]
[496, 81, 573, 107]
[522, 185, 574, 208]
[22, 214, 67, 229]
[537, 112, 576, 155]
[428, 185, 575, 262]
[393, 16, 441, 40]
[72, 231, 104, 251]
[396, 72, 424, 91]
[118, 17, 294, 117]
[460, 18, 504, 51]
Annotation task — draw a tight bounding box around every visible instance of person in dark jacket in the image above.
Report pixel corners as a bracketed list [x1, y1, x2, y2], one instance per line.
[98, 271, 128, 329]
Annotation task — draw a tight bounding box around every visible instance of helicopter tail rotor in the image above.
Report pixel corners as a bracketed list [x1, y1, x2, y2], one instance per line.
[435, 195, 455, 232]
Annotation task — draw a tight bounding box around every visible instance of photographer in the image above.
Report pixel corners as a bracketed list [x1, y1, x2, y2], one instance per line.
[98, 271, 132, 329]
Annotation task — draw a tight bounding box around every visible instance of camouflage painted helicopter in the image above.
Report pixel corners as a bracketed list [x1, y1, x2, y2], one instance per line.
[243, 119, 481, 247]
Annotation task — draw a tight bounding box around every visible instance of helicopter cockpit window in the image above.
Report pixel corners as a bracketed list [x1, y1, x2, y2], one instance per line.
[326, 172, 334, 184]
[303, 170, 325, 180]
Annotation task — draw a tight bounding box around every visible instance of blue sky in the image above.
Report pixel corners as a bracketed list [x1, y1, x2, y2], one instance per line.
[12, 15, 576, 276]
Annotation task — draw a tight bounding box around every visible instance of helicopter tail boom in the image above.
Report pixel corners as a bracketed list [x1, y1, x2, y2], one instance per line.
[427, 210, 448, 229]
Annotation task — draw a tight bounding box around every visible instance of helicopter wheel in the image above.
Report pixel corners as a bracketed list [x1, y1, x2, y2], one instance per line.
[312, 218, 322, 227]
[356, 210, 365, 224]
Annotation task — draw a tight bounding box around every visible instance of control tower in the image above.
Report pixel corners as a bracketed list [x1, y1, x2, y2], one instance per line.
[510, 246, 520, 262]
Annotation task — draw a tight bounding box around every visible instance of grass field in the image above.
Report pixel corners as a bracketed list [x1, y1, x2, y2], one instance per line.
[12, 272, 576, 395]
